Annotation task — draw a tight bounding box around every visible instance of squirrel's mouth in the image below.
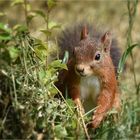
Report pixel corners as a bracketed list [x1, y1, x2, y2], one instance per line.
[76, 70, 90, 77]
[79, 72, 87, 77]
[75, 68, 86, 77]
[75, 70, 87, 77]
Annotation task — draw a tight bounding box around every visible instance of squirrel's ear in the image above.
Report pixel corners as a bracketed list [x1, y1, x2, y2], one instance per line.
[101, 32, 112, 52]
[81, 25, 88, 40]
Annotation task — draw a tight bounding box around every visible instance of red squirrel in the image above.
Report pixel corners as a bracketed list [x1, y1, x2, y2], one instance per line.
[56, 24, 121, 128]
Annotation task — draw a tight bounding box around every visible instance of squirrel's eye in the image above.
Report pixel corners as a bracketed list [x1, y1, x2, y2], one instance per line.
[95, 53, 100, 61]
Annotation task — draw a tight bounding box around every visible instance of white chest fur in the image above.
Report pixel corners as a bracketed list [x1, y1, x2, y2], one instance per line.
[80, 75, 101, 112]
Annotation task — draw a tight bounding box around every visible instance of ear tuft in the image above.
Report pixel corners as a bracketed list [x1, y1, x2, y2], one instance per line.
[81, 25, 88, 40]
[101, 32, 112, 52]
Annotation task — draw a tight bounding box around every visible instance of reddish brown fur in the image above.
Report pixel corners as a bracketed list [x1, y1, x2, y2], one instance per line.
[91, 55, 120, 128]
[57, 26, 120, 129]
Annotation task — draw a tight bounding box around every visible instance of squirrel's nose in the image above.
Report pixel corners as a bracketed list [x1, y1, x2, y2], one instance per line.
[76, 67, 84, 73]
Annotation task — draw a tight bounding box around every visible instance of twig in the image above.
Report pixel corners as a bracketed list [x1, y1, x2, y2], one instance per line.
[77, 108, 90, 140]
[12, 74, 18, 106]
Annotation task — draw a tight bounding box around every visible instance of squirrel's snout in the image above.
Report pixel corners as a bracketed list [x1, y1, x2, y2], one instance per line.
[75, 64, 93, 77]
[75, 66, 86, 76]
[76, 67, 84, 73]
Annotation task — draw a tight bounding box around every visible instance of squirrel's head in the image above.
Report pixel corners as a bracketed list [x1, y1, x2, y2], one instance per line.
[73, 25, 112, 77]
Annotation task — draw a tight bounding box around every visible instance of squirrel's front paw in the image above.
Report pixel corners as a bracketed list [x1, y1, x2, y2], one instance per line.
[92, 114, 104, 128]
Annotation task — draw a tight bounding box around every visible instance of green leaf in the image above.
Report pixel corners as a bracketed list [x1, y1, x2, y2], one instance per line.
[48, 84, 58, 96]
[45, 70, 52, 81]
[0, 33, 12, 41]
[47, 0, 57, 10]
[0, 23, 12, 33]
[48, 21, 61, 30]
[13, 24, 28, 32]
[33, 10, 46, 19]
[62, 51, 69, 64]
[0, 23, 12, 41]
[11, 0, 24, 6]
[118, 43, 140, 74]
[40, 29, 52, 36]
[66, 99, 75, 107]
[54, 125, 67, 138]
[35, 43, 48, 61]
[7, 46, 20, 62]
[38, 68, 46, 82]
[49, 60, 68, 70]
[27, 12, 36, 23]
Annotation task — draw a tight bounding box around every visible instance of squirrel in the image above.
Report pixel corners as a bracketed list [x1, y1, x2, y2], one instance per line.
[56, 23, 121, 129]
